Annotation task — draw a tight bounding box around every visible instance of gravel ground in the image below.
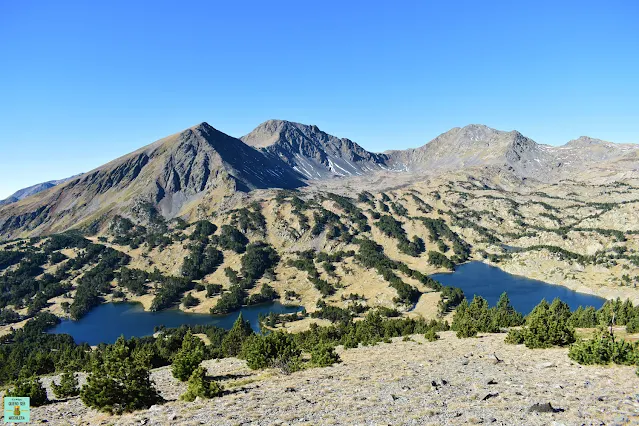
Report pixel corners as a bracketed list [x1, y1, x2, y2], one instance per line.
[22, 331, 639, 425]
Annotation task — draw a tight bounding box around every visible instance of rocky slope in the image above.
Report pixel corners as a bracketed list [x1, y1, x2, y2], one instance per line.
[25, 331, 639, 425]
[0, 123, 305, 239]
[241, 119, 393, 180]
[0, 120, 637, 240]
[386, 125, 639, 182]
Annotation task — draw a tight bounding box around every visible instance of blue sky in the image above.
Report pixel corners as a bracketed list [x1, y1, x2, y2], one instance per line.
[0, 0, 638, 198]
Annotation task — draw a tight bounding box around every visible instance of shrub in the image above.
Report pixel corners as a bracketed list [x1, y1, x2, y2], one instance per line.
[206, 284, 223, 297]
[171, 331, 205, 381]
[522, 299, 576, 348]
[182, 293, 200, 308]
[240, 332, 301, 370]
[215, 225, 249, 253]
[221, 314, 254, 357]
[424, 328, 440, 342]
[568, 330, 639, 365]
[6, 375, 49, 406]
[428, 251, 455, 270]
[627, 317, 639, 334]
[504, 328, 525, 344]
[310, 344, 341, 367]
[492, 293, 525, 328]
[80, 337, 162, 414]
[451, 297, 498, 338]
[190, 220, 217, 241]
[180, 366, 223, 402]
[52, 370, 79, 399]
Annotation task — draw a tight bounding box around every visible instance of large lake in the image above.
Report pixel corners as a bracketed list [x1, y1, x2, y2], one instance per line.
[432, 261, 606, 314]
[50, 262, 607, 345]
[49, 301, 302, 345]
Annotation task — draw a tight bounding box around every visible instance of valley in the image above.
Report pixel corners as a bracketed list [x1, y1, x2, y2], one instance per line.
[1, 120, 638, 424]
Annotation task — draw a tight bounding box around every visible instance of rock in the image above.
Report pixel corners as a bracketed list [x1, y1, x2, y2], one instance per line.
[149, 405, 162, 412]
[528, 402, 564, 413]
[488, 353, 503, 364]
[487, 379, 497, 385]
[482, 393, 499, 401]
[167, 412, 177, 421]
[613, 415, 628, 424]
[461, 359, 470, 366]
[536, 362, 555, 369]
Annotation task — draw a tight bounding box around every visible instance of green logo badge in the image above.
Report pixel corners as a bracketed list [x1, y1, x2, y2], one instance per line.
[3, 397, 30, 423]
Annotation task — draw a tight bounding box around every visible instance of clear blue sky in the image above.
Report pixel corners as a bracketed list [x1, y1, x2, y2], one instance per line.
[1, 0, 638, 198]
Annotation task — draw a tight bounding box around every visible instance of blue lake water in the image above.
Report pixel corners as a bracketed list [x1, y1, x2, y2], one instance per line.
[49, 301, 302, 345]
[432, 261, 606, 314]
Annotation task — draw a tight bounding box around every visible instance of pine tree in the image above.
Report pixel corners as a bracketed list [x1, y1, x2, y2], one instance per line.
[52, 370, 79, 399]
[240, 331, 301, 370]
[492, 292, 524, 328]
[80, 336, 162, 414]
[171, 330, 205, 381]
[6, 375, 49, 407]
[180, 366, 223, 402]
[523, 298, 575, 348]
[424, 328, 440, 342]
[310, 344, 341, 367]
[221, 313, 254, 357]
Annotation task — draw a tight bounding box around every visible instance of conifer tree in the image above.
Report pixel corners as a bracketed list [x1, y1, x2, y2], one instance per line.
[180, 366, 223, 402]
[6, 375, 49, 407]
[171, 330, 205, 381]
[80, 336, 162, 414]
[221, 313, 254, 357]
[52, 370, 79, 399]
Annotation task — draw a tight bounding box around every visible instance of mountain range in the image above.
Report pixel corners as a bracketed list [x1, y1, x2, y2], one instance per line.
[0, 120, 637, 239]
[0, 175, 81, 206]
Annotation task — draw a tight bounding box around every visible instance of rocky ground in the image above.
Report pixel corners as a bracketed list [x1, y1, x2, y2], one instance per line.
[26, 331, 639, 425]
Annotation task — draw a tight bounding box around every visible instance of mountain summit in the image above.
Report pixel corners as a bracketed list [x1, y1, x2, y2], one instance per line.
[241, 120, 391, 179]
[0, 122, 304, 237]
[0, 120, 637, 239]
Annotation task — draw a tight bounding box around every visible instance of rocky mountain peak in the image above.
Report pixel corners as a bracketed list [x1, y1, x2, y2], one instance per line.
[565, 136, 608, 147]
[241, 120, 390, 179]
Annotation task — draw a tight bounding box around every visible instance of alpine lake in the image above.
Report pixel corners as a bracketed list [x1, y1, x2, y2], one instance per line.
[50, 261, 605, 345]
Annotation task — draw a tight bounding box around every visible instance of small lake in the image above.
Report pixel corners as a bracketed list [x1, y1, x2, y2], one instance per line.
[49, 302, 302, 345]
[432, 261, 606, 314]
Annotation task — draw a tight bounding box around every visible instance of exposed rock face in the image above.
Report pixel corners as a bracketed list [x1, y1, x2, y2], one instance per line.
[241, 120, 392, 179]
[0, 123, 305, 238]
[0, 120, 637, 239]
[386, 125, 639, 181]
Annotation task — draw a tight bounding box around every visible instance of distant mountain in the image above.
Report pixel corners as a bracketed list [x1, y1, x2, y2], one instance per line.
[0, 175, 81, 206]
[0, 120, 637, 239]
[0, 122, 304, 238]
[241, 120, 393, 179]
[386, 124, 639, 180]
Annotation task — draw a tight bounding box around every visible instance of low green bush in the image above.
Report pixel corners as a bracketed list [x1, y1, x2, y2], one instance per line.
[310, 344, 341, 367]
[180, 366, 223, 401]
[240, 332, 301, 370]
[52, 370, 79, 399]
[6, 375, 49, 407]
[568, 330, 639, 365]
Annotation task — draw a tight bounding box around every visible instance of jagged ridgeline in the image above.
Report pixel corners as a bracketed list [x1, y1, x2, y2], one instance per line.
[1, 120, 638, 239]
[1, 120, 639, 423]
